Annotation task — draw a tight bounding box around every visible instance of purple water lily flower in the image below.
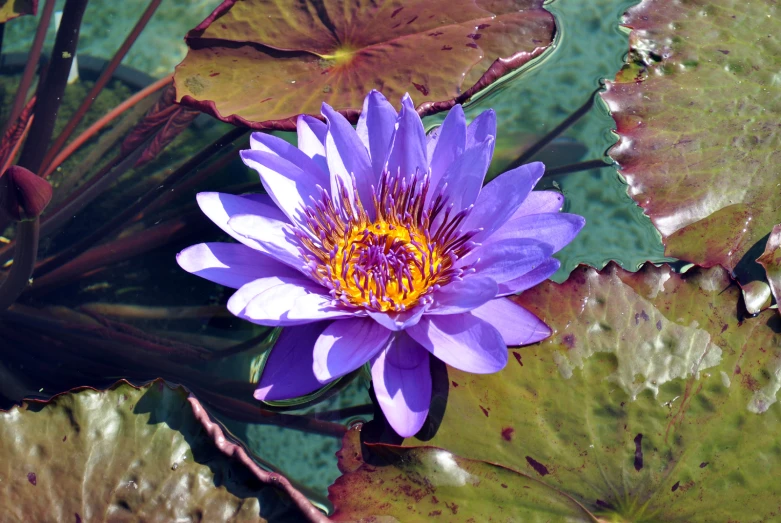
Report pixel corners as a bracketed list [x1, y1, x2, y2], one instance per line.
[177, 91, 584, 437]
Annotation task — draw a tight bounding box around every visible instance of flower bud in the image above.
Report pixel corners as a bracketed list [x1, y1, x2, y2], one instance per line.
[0, 165, 53, 221]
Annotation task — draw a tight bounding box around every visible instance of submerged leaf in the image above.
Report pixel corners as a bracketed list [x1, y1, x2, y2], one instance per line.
[0, 380, 308, 521]
[120, 84, 201, 167]
[601, 0, 781, 270]
[384, 263, 781, 521]
[174, 0, 555, 130]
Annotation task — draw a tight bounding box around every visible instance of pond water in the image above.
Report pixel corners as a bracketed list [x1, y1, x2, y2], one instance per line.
[0, 0, 678, 508]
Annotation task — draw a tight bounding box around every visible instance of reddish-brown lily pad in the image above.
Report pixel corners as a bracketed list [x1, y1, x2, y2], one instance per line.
[0, 380, 310, 522]
[174, 0, 555, 130]
[601, 0, 781, 270]
[758, 224, 781, 310]
[329, 263, 781, 521]
[0, 0, 36, 23]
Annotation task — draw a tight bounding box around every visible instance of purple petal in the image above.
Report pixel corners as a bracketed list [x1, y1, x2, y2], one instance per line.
[322, 102, 375, 216]
[497, 258, 560, 296]
[197, 192, 286, 240]
[228, 276, 347, 326]
[465, 162, 545, 243]
[407, 313, 507, 373]
[243, 279, 352, 326]
[313, 318, 392, 382]
[428, 105, 466, 190]
[433, 135, 494, 212]
[227, 277, 303, 319]
[427, 275, 498, 315]
[466, 109, 497, 150]
[356, 90, 398, 179]
[240, 148, 328, 228]
[196, 192, 304, 269]
[385, 93, 427, 179]
[249, 131, 327, 178]
[371, 333, 431, 437]
[240, 192, 276, 206]
[471, 298, 551, 345]
[511, 190, 564, 219]
[487, 213, 586, 254]
[367, 305, 427, 331]
[254, 322, 329, 402]
[425, 126, 441, 164]
[296, 115, 328, 173]
[225, 212, 304, 271]
[176, 242, 298, 289]
[468, 238, 553, 284]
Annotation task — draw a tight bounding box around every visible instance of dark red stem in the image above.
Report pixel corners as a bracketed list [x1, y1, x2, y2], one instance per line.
[506, 87, 599, 170]
[29, 211, 200, 293]
[0, 0, 89, 311]
[34, 127, 248, 277]
[40, 0, 163, 172]
[1, 0, 55, 135]
[543, 159, 611, 177]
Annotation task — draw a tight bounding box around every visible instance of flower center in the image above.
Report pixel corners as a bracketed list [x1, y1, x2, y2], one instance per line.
[295, 171, 477, 313]
[330, 220, 442, 312]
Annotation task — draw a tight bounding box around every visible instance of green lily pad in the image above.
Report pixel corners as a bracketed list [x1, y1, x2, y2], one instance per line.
[328, 264, 781, 521]
[0, 380, 308, 521]
[0, 0, 36, 23]
[329, 427, 595, 522]
[174, 0, 555, 130]
[758, 224, 781, 310]
[601, 0, 781, 270]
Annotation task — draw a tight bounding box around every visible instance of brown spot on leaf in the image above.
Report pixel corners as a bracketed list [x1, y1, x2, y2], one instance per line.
[390, 6, 403, 17]
[562, 334, 575, 349]
[525, 456, 549, 476]
[477, 23, 491, 29]
[501, 427, 514, 441]
[742, 373, 760, 391]
[634, 433, 643, 471]
[27, 472, 36, 486]
[479, 405, 489, 417]
[718, 49, 730, 54]
[451, 380, 459, 388]
[412, 82, 429, 96]
[671, 481, 680, 492]
[513, 352, 523, 366]
[656, 320, 662, 331]
[700, 462, 709, 468]
[500, 483, 508, 488]
[441, 45, 452, 51]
